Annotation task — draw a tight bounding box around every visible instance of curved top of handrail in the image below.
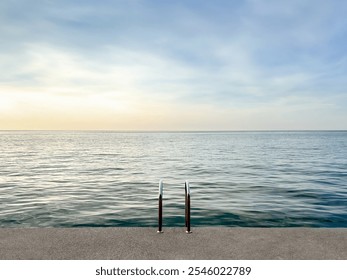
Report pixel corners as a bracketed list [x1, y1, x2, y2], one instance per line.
[185, 180, 190, 195]
[159, 179, 164, 196]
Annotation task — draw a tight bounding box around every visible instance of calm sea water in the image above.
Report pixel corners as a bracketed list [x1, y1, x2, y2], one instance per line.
[0, 131, 346, 227]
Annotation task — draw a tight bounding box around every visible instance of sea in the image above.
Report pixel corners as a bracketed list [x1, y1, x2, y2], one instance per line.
[0, 131, 346, 227]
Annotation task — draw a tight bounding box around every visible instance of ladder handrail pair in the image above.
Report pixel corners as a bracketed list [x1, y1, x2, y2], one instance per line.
[157, 180, 191, 234]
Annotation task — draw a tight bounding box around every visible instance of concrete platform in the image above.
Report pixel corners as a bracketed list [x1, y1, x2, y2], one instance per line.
[0, 228, 346, 260]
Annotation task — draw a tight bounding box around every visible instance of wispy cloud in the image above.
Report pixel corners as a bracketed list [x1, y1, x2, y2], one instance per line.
[1, 0, 347, 129]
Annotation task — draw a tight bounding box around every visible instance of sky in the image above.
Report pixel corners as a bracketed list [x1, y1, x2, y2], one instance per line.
[1, 0, 347, 130]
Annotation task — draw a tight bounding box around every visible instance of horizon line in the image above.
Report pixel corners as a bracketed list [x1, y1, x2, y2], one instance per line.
[1, 129, 347, 133]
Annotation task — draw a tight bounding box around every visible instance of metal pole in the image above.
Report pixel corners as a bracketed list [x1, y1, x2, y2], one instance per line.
[185, 180, 191, 233]
[185, 182, 187, 227]
[158, 180, 163, 233]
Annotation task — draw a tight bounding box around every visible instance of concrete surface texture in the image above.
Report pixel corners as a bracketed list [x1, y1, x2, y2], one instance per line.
[0, 227, 346, 260]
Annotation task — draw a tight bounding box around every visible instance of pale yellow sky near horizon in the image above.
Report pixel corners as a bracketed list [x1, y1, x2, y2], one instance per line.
[0, 85, 341, 131]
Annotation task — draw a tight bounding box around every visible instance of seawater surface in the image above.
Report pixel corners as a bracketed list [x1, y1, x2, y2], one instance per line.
[0, 131, 346, 227]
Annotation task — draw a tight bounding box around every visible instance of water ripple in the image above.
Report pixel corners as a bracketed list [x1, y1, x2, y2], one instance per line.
[0, 131, 346, 227]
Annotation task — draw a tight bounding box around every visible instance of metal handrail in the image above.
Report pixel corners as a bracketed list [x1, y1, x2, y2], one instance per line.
[157, 179, 191, 233]
[157, 179, 163, 233]
[185, 180, 191, 233]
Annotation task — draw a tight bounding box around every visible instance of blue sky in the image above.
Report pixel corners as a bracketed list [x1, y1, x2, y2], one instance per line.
[1, 0, 347, 130]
